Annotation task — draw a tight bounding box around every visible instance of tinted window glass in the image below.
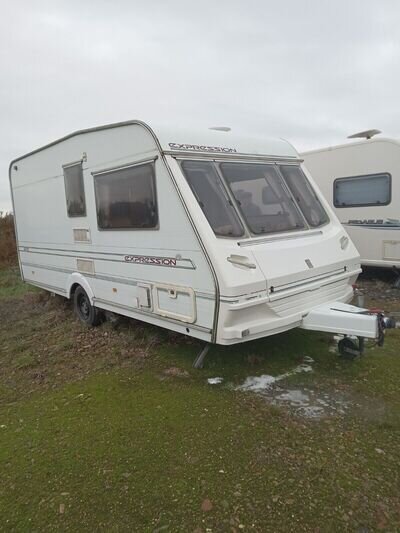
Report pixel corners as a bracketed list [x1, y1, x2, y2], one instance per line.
[180, 160, 244, 237]
[94, 163, 158, 229]
[64, 163, 86, 217]
[220, 162, 305, 234]
[279, 165, 328, 227]
[334, 173, 391, 207]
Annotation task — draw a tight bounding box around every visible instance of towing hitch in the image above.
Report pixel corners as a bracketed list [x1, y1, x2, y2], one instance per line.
[337, 310, 396, 359]
[301, 302, 396, 359]
[372, 309, 396, 346]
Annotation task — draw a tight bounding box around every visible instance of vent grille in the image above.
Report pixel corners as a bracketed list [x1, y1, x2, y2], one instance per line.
[77, 259, 95, 274]
[73, 228, 91, 242]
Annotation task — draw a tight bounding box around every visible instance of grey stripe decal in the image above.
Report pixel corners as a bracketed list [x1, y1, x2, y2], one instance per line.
[23, 262, 71, 275]
[19, 244, 198, 255]
[20, 248, 196, 270]
[344, 223, 400, 230]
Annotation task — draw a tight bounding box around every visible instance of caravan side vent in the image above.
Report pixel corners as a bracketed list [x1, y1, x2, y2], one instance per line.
[383, 241, 400, 261]
[77, 259, 95, 274]
[73, 228, 91, 243]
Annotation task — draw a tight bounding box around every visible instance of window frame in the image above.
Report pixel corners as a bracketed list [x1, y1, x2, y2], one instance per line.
[63, 160, 86, 218]
[333, 172, 392, 209]
[178, 157, 331, 239]
[179, 159, 246, 239]
[277, 164, 330, 229]
[218, 161, 311, 237]
[92, 159, 159, 231]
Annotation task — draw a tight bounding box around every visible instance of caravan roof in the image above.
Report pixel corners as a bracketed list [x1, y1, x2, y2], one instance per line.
[10, 120, 299, 168]
[302, 136, 400, 156]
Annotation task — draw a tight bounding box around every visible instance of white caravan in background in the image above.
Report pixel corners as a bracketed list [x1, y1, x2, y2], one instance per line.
[302, 130, 400, 270]
[9, 121, 393, 364]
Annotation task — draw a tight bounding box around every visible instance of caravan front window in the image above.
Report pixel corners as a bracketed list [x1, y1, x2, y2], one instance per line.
[279, 165, 328, 227]
[220, 163, 306, 234]
[180, 160, 244, 237]
[181, 160, 329, 237]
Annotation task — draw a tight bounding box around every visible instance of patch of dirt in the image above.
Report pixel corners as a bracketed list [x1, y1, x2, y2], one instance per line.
[0, 290, 190, 401]
[163, 367, 190, 378]
[356, 268, 400, 308]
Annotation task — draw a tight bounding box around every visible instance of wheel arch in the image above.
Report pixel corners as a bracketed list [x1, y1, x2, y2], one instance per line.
[66, 273, 95, 303]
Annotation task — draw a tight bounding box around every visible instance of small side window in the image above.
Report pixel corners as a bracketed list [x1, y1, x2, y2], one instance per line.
[64, 162, 86, 217]
[333, 173, 391, 208]
[94, 162, 158, 230]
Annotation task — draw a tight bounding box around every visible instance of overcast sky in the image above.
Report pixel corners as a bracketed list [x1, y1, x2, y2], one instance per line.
[1, 0, 399, 211]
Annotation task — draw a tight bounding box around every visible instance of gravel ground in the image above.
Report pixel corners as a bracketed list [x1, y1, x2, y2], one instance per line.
[355, 267, 400, 311]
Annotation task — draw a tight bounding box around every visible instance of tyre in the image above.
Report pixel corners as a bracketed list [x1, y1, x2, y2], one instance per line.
[73, 286, 102, 327]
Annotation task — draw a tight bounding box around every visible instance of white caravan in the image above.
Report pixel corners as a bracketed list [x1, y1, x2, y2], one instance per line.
[9, 121, 393, 363]
[302, 130, 400, 269]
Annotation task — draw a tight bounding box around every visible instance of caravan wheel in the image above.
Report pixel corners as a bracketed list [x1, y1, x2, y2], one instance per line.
[338, 337, 359, 360]
[73, 286, 102, 327]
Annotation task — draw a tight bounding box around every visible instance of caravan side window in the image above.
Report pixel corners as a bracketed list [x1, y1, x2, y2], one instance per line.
[94, 162, 158, 230]
[63, 162, 86, 217]
[334, 173, 391, 208]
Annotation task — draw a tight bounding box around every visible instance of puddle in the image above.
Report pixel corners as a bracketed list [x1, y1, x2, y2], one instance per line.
[207, 377, 224, 385]
[238, 374, 276, 391]
[206, 353, 385, 421]
[204, 355, 378, 420]
[270, 387, 349, 418]
[237, 379, 350, 419]
[234, 357, 350, 419]
[236, 361, 313, 392]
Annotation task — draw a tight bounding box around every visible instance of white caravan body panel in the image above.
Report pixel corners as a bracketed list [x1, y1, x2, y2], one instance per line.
[302, 138, 400, 268]
[10, 123, 217, 341]
[10, 121, 365, 345]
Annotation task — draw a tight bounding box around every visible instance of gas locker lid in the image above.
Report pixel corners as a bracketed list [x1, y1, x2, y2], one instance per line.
[241, 228, 357, 294]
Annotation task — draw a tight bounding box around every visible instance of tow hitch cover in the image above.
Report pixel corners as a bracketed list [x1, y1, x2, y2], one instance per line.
[300, 302, 379, 339]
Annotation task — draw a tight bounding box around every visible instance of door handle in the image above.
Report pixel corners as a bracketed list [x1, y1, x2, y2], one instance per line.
[227, 255, 257, 269]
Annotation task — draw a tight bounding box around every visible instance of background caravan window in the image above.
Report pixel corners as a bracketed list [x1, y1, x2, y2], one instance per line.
[94, 162, 158, 230]
[333, 173, 391, 208]
[63, 162, 86, 217]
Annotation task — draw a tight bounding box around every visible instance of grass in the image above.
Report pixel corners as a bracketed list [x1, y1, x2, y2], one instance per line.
[0, 267, 38, 298]
[1, 267, 400, 531]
